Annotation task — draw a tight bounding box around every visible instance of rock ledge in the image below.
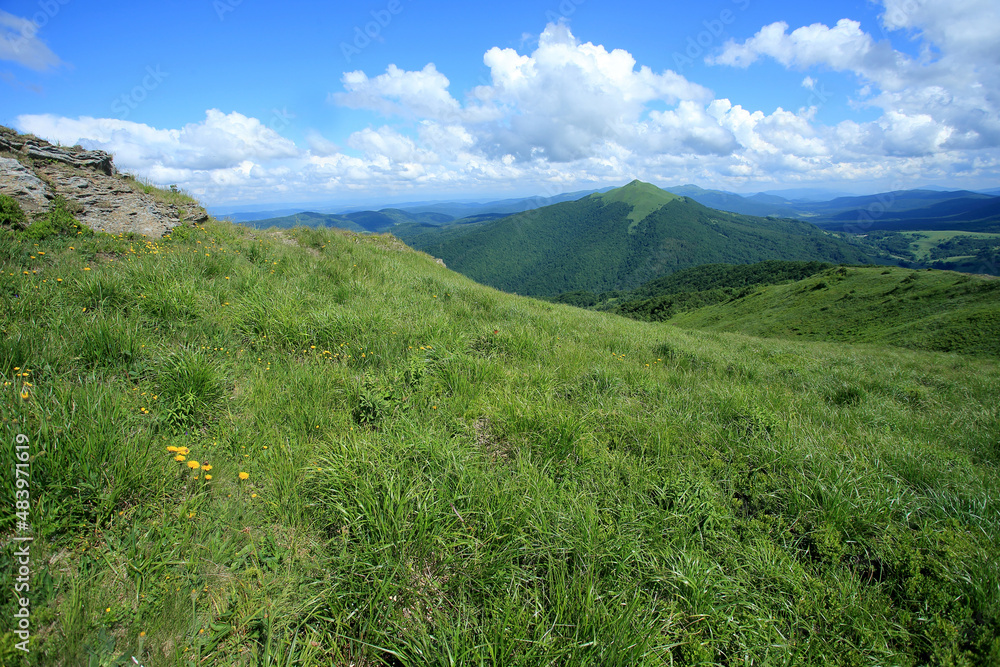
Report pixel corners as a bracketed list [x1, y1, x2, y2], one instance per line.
[0, 126, 208, 237]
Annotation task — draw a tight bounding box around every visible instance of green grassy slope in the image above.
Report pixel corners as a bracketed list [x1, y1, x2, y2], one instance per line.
[551, 260, 834, 317]
[397, 181, 876, 296]
[589, 178, 679, 230]
[670, 265, 1000, 356]
[1, 217, 999, 665]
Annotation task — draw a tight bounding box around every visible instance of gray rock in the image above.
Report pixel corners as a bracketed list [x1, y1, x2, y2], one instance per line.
[1, 125, 209, 237]
[0, 156, 52, 211]
[63, 176, 90, 189]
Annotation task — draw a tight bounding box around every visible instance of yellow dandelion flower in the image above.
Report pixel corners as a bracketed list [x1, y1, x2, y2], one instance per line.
[187, 460, 200, 469]
[139, 631, 146, 638]
[201, 464, 212, 471]
[174, 455, 186, 462]
[239, 472, 249, 480]
[167, 446, 179, 452]
[204, 474, 212, 481]
[251, 493, 257, 498]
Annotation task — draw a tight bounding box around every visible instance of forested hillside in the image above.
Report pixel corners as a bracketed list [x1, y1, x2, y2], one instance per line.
[396, 181, 875, 296]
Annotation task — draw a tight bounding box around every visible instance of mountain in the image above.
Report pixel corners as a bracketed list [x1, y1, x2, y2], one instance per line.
[804, 189, 1000, 232]
[242, 210, 364, 232]
[396, 187, 614, 218]
[395, 180, 876, 296]
[242, 208, 455, 233]
[216, 208, 309, 222]
[664, 184, 801, 218]
[757, 187, 857, 201]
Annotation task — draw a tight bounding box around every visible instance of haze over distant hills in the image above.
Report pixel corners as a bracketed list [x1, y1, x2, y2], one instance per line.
[225, 182, 1000, 233]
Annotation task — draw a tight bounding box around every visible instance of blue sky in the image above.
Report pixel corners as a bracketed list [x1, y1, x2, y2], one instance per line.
[1, 0, 998, 207]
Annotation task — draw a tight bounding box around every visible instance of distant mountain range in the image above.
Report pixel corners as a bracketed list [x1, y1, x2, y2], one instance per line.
[216, 188, 614, 224]
[661, 185, 1000, 232]
[226, 183, 1000, 235]
[392, 180, 875, 296]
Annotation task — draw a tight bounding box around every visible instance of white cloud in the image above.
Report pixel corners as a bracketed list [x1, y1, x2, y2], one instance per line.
[14, 6, 1000, 205]
[709, 19, 899, 76]
[330, 23, 717, 164]
[331, 63, 463, 120]
[15, 110, 301, 171]
[709, 0, 1000, 157]
[305, 131, 340, 157]
[0, 10, 62, 71]
[347, 126, 437, 165]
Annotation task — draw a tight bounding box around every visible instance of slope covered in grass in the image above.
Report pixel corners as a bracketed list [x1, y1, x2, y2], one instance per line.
[1, 218, 999, 665]
[551, 260, 834, 318]
[669, 265, 1000, 356]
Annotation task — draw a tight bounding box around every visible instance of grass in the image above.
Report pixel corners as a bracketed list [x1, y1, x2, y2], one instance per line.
[1, 219, 999, 665]
[122, 174, 200, 208]
[669, 264, 1000, 356]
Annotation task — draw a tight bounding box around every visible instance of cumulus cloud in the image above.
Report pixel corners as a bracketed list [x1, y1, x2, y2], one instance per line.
[15, 6, 1000, 204]
[0, 10, 62, 71]
[331, 23, 718, 164]
[15, 110, 301, 171]
[709, 19, 899, 76]
[710, 0, 1000, 157]
[331, 63, 463, 120]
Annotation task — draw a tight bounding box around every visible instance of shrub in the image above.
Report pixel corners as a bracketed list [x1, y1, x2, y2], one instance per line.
[0, 194, 26, 229]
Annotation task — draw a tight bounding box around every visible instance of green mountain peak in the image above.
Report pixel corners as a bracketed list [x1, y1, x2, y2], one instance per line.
[591, 180, 680, 229]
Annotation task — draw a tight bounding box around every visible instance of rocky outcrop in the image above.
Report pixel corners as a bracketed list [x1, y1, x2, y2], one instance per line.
[0, 131, 116, 176]
[0, 156, 51, 211]
[0, 126, 208, 237]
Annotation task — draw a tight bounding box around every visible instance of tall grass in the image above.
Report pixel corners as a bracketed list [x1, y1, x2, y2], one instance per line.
[1, 219, 998, 665]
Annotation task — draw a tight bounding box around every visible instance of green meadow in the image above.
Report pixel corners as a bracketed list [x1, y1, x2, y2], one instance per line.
[1, 211, 999, 665]
[669, 265, 1000, 357]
